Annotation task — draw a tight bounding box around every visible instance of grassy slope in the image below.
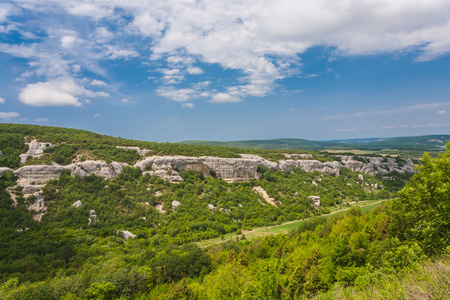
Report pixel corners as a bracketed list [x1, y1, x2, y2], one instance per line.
[198, 199, 387, 248]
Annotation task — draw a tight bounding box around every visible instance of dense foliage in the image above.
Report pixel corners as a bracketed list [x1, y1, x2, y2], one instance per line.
[1, 124, 448, 299]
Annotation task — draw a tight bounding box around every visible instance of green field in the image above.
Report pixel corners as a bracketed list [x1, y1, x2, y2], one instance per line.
[197, 199, 388, 247]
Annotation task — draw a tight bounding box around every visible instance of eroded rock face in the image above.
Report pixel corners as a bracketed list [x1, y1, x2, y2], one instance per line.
[26, 140, 54, 155]
[143, 169, 184, 183]
[336, 155, 416, 176]
[135, 155, 340, 182]
[14, 165, 64, 185]
[64, 161, 128, 180]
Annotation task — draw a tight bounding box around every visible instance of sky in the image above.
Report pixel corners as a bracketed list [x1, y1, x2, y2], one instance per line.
[0, 0, 450, 142]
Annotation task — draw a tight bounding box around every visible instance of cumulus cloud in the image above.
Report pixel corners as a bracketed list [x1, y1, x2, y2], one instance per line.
[91, 79, 107, 86]
[3, 0, 450, 105]
[182, 102, 194, 108]
[96, 91, 110, 97]
[0, 96, 4, 104]
[209, 93, 241, 103]
[187, 67, 203, 75]
[19, 78, 86, 107]
[0, 112, 19, 120]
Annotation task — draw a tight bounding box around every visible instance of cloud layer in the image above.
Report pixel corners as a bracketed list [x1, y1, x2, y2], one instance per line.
[2, 0, 450, 106]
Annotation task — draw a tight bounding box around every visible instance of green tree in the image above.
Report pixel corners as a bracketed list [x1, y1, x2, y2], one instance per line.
[390, 143, 450, 254]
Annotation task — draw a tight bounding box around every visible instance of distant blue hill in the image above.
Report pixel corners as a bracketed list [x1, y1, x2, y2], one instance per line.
[181, 135, 450, 151]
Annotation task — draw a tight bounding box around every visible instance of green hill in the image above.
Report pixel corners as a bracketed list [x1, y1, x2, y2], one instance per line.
[1, 123, 449, 299]
[182, 134, 450, 154]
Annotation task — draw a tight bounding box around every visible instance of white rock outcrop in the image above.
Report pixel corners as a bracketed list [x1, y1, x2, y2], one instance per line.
[14, 165, 64, 185]
[135, 155, 340, 183]
[308, 196, 321, 207]
[0, 167, 13, 178]
[172, 200, 181, 210]
[336, 155, 416, 176]
[26, 140, 54, 156]
[64, 160, 128, 180]
[118, 230, 137, 240]
[72, 200, 82, 208]
[143, 169, 183, 183]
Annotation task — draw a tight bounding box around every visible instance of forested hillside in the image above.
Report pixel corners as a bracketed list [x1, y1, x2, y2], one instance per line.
[0, 124, 448, 299]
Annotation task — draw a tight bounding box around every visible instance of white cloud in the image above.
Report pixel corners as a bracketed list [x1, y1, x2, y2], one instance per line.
[105, 45, 139, 60]
[4, 0, 450, 105]
[436, 110, 447, 114]
[156, 86, 198, 103]
[187, 67, 203, 75]
[209, 93, 241, 103]
[0, 96, 4, 104]
[0, 112, 19, 120]
[61, 35, 77, 48]
[96, 91, 110, 97]
[35, 118, 49, 122]
[121, 98, 129, 103]
[93, 113, 100, 118]
[182, 102, 194, 108]
[91, 79, 107, 86]
[93, 27, 113, 44]
[19, 78, 86, 107]
[0, 3, 19, 23]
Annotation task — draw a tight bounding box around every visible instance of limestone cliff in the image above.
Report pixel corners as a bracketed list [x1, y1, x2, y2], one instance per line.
[64, 160, 128, 180]
[135, 155, 340, 182]
[337, 155, 416, 176]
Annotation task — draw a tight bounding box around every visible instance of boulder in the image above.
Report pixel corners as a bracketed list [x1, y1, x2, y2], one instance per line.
[0, 149, 3, 157]
[208, 204, 215, 211]
[0, 167, 13, 178]
[172, 200, 181, 210]
[72, 200, 82, 208]
[308, 196, 321, 207]
[358, 174, 364, 181]
[89, 209, 97, 219]
[118, 230, 137, 240]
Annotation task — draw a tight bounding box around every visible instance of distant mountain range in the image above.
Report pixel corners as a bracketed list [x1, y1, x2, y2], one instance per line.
[181, 135, 450, 151]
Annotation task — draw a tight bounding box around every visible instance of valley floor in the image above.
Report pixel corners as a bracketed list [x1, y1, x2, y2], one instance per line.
[198, 199, 387, 247]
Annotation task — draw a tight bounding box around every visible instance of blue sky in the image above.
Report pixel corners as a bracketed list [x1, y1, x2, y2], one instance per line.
[1, 0, 450, 142]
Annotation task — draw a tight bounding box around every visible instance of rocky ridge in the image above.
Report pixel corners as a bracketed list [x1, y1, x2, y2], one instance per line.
[337, 155, 416, 176]
[3, 145, 417, 221]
